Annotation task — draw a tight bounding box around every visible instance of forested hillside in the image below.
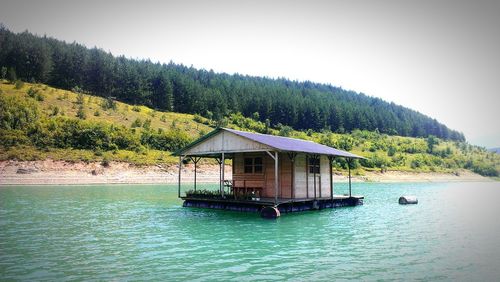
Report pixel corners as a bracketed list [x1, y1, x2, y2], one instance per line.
[1, 81, 498, 176]
[490, 148, 500, 154]
[0, 26, 465, 141]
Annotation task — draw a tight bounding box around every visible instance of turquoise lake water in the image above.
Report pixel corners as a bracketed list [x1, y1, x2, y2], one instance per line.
[1, 182, 500, 281]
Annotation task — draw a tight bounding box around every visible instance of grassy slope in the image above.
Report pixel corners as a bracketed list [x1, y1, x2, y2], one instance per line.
[1, 80, 499, 176]
[0, 80, 211, 165]
[1, 82, 210, 135]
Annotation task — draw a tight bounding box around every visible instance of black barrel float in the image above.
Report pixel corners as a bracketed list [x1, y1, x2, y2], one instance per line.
[261, 206, 281, 219]
[399, 196, 418, 205]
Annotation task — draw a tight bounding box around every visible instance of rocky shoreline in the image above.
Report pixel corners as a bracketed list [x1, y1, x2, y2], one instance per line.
[0, 160, 493, 185]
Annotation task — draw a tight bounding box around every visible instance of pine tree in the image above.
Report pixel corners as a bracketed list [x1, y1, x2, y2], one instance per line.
[76, 105, 86, 119]
[0, 67, 6, 79]
[7, 67, 16, 82]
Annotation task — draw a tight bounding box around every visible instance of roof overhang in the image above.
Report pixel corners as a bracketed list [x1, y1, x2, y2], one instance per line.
[173, 127, 365, 159]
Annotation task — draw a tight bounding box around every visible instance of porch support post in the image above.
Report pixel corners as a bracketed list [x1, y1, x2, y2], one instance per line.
[328, 156, 334, 203]
[313, 155, 317, 200]
[319, 156, 322, 199]
[287, 152, 297, 199]
[274, 151, 279, 205]
[306, 155, 309, 198]
[216, 157, 222, 195]
[221, 152, 225, 197]
[178, 155, 184, 198]
[348, 158, 352, 198]
[191, 157, 201, 192]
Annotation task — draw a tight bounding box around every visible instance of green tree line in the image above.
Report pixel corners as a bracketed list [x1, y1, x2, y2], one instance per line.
[0, 25, 465, 141]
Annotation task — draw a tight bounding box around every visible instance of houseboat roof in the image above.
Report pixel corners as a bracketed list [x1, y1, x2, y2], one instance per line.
[174, 128, 364, 159]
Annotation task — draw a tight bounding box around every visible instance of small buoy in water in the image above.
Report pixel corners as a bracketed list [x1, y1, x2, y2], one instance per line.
[261, 206, 281, 219]
[399, 196, 418, 205]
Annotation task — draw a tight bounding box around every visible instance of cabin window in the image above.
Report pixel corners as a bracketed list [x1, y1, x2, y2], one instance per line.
[244, 157, 263, 173]
[308, 157, 320, 174]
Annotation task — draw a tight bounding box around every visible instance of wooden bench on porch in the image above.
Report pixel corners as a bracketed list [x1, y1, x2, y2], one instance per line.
[226, 180, 264, 200]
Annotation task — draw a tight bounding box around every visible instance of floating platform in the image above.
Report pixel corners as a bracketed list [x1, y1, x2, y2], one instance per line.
[182, 195, 364, 217]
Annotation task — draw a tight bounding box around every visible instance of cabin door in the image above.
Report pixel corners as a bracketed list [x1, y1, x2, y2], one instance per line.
[307, 174, 321, 198]
[307, 156, 321, 198]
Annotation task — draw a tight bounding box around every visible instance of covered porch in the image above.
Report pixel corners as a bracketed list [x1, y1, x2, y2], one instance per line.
[177, 153, 360, 204]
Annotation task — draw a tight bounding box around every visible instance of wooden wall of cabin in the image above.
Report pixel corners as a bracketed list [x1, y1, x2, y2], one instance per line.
[232, 152, 266, 195]
[232, 152, 293, 198]
[279, 153, 293, 199]
[294, 154, 307, 198]
[320, 155, 332, 198]
[294, 153, 332, 199]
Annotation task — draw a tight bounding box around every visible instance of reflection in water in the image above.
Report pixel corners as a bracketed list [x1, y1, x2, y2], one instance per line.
[1, 182, 499, 280]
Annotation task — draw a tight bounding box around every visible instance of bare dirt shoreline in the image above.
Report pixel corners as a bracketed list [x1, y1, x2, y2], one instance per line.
[0, 160, 493, 186]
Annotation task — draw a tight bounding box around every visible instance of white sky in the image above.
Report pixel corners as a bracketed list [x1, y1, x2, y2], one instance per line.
[1, 0, 499, 147]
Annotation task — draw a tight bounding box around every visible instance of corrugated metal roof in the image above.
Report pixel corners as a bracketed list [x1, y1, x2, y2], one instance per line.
[174, 127, 363, 158]
[224, 128, 363, 158]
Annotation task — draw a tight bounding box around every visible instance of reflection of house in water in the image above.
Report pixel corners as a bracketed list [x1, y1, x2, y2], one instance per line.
[174, 128, 364, 218]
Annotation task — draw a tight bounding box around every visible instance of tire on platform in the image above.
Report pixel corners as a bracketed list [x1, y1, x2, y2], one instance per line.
[260, 206, 281, 219]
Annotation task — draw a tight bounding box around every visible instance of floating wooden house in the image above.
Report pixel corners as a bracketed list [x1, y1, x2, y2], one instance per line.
[174, 128, 364, 218]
